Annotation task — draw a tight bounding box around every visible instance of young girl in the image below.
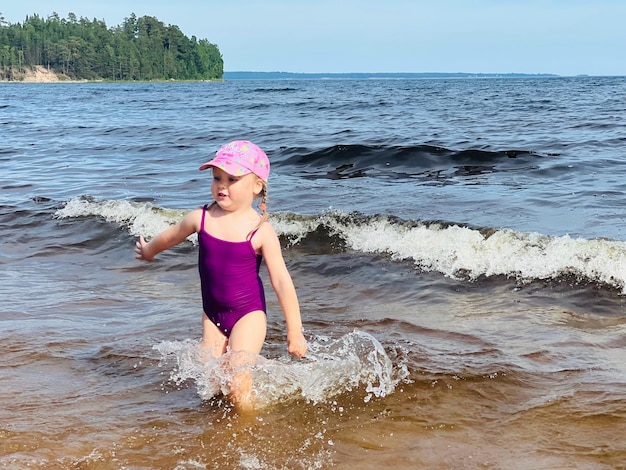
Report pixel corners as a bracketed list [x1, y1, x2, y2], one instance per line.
[135, 140, 307, 408]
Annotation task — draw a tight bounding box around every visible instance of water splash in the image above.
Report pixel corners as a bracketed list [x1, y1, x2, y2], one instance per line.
[154, 330, 408, 407]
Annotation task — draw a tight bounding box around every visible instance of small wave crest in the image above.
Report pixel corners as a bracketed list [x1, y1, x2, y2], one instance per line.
[55, 196, 626, 293]
[276, 144, 543, 180]
[336, 214, 626, 293]
[54, 195, 196, 243]
[272, 210, 626, 293]
[154, 331, 409, 407]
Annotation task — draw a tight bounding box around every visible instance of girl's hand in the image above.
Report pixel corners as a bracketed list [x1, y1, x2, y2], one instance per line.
[287, 330, 308, 358]
[135, 235, 154, 261]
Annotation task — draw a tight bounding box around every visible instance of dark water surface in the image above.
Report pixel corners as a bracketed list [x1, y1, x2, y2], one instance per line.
[1, 78, 626, 468]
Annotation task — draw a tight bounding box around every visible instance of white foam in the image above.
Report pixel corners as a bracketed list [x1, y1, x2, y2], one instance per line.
[154, 331, 408, 407]
[269, 215, 319, 245]
[55, 198, 626, 291]
[329, 215, 626, 292]
[54, 196, 196, 243]
[54, 196, 316, 245]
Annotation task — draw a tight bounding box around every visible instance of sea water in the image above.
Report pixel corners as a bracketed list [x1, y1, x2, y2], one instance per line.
[1, 77, 626, 468]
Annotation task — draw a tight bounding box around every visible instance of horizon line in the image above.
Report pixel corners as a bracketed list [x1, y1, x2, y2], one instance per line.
[224, 71, 562, 75]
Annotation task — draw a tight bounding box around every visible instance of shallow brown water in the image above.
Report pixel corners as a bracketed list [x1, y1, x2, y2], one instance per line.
[2, 231, 626, 468]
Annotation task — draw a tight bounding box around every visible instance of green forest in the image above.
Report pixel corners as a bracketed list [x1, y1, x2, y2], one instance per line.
[0, 12, 223, 81]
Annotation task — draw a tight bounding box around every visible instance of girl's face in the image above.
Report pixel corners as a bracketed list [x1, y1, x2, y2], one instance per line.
[210, 167, 263, 212]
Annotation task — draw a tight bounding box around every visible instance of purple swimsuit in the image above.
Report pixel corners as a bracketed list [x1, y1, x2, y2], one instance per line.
[198, 205, 266, 337]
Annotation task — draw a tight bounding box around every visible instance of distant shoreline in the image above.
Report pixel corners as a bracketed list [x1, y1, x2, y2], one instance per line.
[2, 67, 585, 83]
[223, 71, 562, 80]
[0, 66, 222, 83]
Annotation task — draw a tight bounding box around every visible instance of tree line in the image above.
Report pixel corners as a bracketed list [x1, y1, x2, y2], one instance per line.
[0, 12, 223, 80]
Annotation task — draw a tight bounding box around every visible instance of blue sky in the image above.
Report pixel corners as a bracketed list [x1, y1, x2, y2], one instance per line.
[2, 1, 625, 76]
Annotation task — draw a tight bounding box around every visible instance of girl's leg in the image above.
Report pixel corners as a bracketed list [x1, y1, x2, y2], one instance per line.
[227, 310, 267, 354]
[200, 312, 228, 360]
[225, 310, 267, 410]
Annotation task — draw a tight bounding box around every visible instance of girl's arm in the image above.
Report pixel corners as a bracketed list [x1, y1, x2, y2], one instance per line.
[135, 209, 201, 261]
[259, 223, 308, 358]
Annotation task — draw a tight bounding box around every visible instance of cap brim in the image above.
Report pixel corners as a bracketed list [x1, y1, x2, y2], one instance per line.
[198, 159, 255, 177]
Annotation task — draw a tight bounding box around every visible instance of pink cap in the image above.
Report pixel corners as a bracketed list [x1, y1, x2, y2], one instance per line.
[199, 140, 270, 181]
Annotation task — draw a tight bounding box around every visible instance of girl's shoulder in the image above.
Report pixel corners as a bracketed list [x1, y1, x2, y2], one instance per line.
[256, 217, 277, 234]
[187, 206, 207, 219]
[180, 206, 206, 232]
[252, 218, 280, 246]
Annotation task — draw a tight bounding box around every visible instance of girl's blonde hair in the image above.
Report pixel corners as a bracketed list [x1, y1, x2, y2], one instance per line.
[249, 179, 268, 238]
[256, 179, 268, 218]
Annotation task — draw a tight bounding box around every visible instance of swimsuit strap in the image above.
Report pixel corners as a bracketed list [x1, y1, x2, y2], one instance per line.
[247, 219, 266, 241]
[201, 204, 209, 232]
